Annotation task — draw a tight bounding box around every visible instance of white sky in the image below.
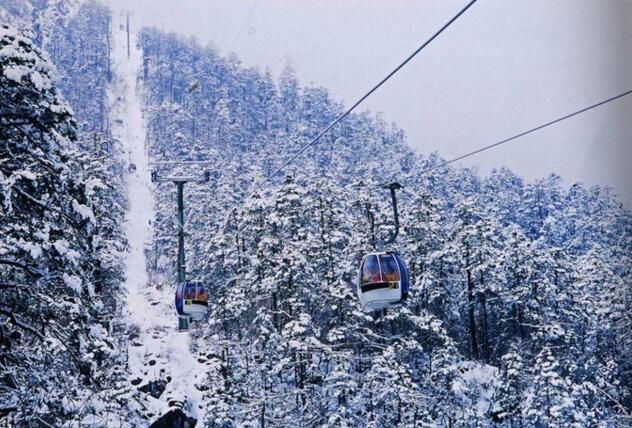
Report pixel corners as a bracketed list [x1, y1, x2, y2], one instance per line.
[106, 0, 632, 205]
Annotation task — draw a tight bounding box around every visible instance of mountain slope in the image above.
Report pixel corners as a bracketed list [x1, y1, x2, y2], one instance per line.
[140, 30, 632, 426]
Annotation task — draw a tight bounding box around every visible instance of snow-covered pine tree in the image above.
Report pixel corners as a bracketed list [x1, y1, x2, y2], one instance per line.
[0, 23, 130, 426]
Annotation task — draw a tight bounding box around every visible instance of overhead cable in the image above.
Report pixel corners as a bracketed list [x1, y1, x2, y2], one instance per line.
[242, 0, 478, 200]
[428, 88, 632, 172]
[229, 0, 261, 48]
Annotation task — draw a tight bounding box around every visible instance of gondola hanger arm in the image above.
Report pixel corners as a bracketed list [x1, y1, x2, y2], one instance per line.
[383, 182, 402, 246]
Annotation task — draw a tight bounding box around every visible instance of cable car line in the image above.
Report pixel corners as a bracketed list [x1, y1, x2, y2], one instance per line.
[339, 38, 414, 98]
[426, 88, 632, 172]
[238, 0, 478, 202]
[300, 0, 368, 63]
[145, 0, 631, 323]
[156, 2, 630, 318]
[229, 0, 261, 49]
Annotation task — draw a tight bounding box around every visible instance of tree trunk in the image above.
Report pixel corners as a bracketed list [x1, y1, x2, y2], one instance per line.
[466, 245, 479, 359]
[479, 290, 490, 362]
[478, 272, 490, 362]
[272, 292, 278, 331]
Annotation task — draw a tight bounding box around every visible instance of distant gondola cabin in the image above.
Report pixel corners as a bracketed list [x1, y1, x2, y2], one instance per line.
[175, 280, 208, 321]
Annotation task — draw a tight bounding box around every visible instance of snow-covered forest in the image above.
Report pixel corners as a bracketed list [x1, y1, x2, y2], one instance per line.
[1, 1, 631, 427]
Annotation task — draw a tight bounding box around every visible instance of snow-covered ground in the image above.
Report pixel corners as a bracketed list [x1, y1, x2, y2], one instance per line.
[109, 15, 205, 424]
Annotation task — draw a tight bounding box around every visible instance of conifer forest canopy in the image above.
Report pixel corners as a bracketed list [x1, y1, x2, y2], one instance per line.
[0, 1, 630, 427]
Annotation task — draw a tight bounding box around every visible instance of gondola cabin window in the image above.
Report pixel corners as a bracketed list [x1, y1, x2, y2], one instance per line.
[361, 255, 381, 284]
[379, 254, 401, 282]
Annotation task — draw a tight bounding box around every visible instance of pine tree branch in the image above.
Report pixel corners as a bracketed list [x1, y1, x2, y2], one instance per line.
[0, 306, 45, 339]
[32, 416, 56, 428]
[0, 281, 25, 289]
[13, 185, 81, 226]
[0, 258, 45, 278]
[9, 123, 64, 173]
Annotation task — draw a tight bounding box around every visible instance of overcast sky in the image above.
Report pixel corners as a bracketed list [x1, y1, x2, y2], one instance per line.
[105, 0, 632, 205]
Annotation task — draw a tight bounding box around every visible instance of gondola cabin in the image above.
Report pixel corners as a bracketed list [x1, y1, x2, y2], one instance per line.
[175, 280, 208, 321]
[357, 252, 409, 311]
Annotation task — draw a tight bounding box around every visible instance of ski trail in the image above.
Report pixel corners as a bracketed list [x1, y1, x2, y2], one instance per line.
[109, 16, 205, 424]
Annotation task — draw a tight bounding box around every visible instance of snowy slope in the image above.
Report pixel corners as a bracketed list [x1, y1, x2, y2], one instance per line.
[109, 15, 206, 424]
